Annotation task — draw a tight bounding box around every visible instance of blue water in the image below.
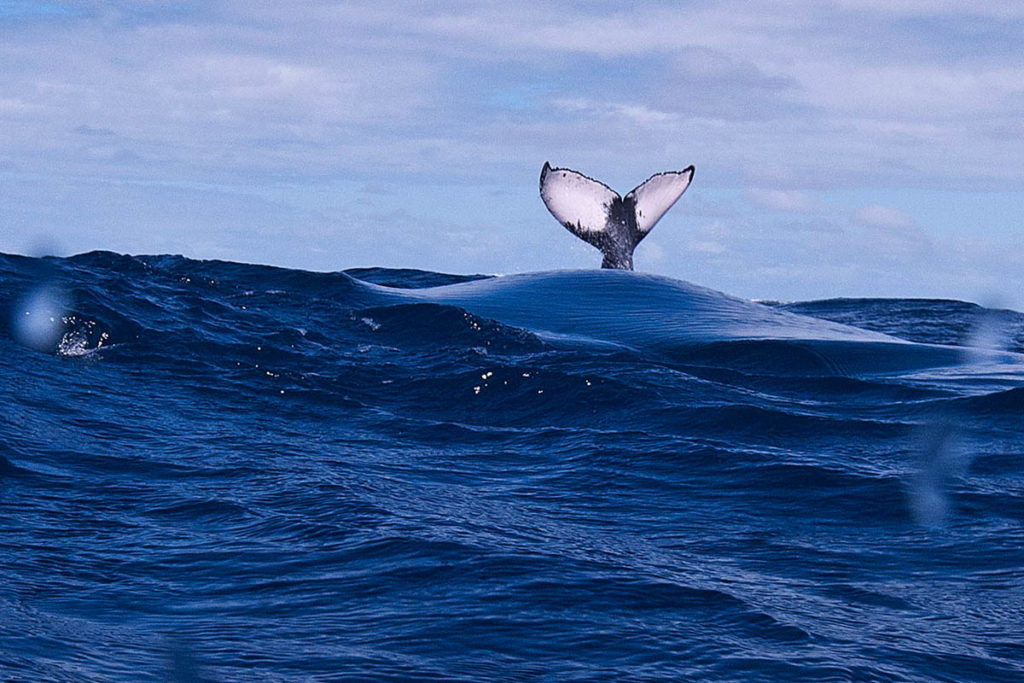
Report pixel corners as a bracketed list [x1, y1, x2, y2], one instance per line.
[2, 251, 1023, 682]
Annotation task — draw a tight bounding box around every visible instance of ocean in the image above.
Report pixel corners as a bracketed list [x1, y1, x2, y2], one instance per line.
[1, 251, 1022, 681]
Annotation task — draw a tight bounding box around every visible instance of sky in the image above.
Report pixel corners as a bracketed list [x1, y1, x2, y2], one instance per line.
[1, 0, 1022, 306]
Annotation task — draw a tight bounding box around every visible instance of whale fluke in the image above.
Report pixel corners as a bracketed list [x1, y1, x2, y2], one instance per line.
[539, 162, 694, 270]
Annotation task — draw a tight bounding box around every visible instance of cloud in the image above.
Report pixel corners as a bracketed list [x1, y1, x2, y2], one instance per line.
[745, 189, 821, 214]
[851, 204, 933, 255]
[831, 1, 1024, 20]
[853, 204, 915, 228]
[74, 124, 116, 136]
[3, 1, 1022, 189]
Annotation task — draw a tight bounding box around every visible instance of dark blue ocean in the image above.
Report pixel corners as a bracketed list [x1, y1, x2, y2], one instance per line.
[2, 251, 1023, 682]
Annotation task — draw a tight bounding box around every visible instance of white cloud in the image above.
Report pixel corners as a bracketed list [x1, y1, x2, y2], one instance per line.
[830, 0, 1024, 19]
[846, 204, 932, 257]
[854, 204, 917, 229]
[745, 189, 821, 214]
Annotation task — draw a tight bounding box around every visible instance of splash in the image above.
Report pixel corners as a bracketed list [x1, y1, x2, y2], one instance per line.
[56, 315, 110, 357]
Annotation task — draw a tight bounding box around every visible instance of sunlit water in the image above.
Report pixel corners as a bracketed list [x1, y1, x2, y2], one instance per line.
[2, 252, 1022, 681]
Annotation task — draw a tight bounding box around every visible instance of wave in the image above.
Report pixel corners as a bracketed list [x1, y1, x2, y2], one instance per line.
[952, 386, 1024, 414]
[357, 269, 995, 377]
[3, 254, 1019, 382]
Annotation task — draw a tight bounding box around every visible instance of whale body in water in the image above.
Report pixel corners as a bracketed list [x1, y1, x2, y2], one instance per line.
[539, 163, 694, 270]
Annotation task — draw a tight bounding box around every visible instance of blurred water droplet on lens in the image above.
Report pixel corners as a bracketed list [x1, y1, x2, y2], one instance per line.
[911, 295, 1011, 527]
[910, 419, 967, 528]
[12, 287, 71, 353]
[27, 234, 63, 259]
[964, 295, 1011, 364]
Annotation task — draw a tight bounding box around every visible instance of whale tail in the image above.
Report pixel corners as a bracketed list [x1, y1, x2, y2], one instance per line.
[539, 162, 694, 270]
